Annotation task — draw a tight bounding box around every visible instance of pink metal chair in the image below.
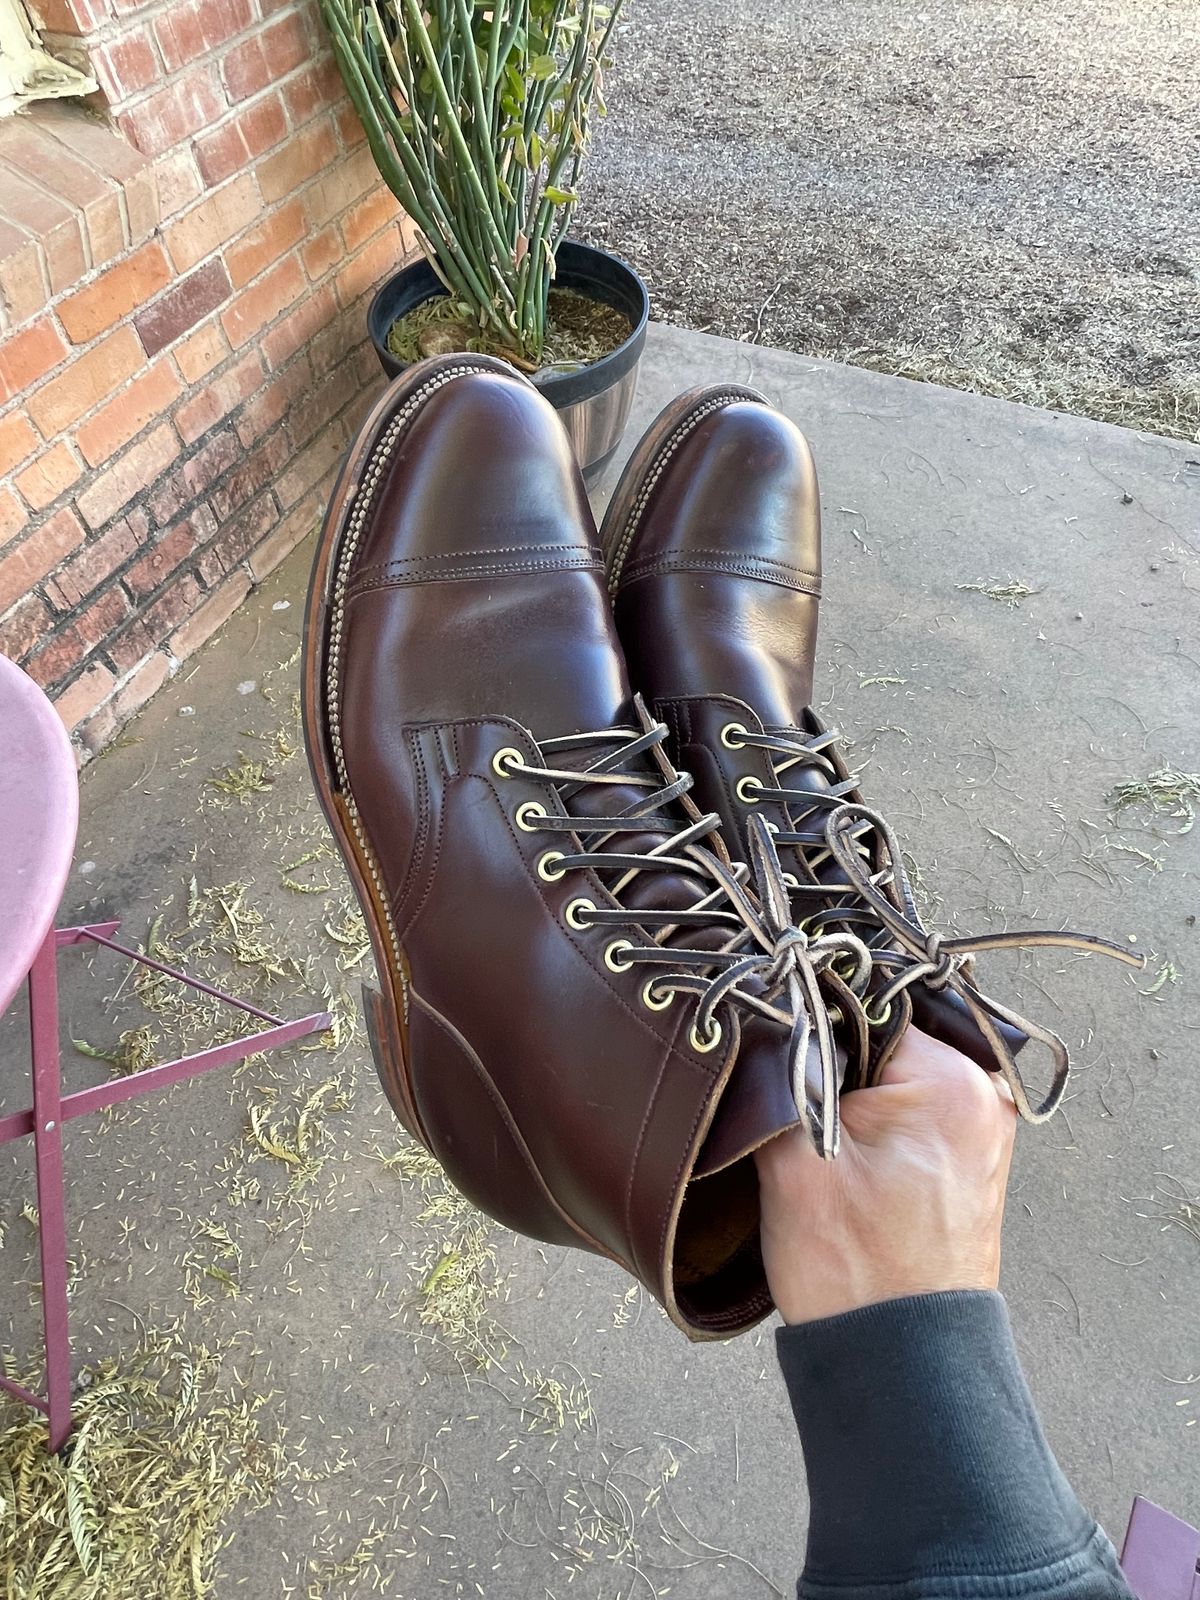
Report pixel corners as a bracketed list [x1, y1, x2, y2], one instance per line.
[1122, 1497, 1200, 1600]
[0, 652, 329, 1450]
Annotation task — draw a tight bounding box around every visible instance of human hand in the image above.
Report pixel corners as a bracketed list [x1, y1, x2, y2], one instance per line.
[755, 1026, 1018, 1324]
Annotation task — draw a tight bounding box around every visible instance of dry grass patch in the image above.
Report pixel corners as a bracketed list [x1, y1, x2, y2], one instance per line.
[0, 1333, 285, 1600]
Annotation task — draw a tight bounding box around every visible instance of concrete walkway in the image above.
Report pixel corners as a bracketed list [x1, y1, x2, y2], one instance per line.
[2, 325, 1198, 1594]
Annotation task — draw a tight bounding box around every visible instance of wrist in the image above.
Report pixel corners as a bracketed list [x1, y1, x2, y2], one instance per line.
[761, 1218, 1000, 1324]
[772, 1261, 1000, 1324]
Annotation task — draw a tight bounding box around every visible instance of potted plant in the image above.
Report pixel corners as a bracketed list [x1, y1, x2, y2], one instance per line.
[319, 0, 648, 476]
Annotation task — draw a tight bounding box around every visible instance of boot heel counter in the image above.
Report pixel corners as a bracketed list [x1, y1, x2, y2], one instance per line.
[407, 993, 605, 1256]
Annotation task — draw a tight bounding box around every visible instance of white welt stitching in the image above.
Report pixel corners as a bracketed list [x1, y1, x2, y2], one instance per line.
[607, 390, 754, 593]
[324, 364, 489, 975]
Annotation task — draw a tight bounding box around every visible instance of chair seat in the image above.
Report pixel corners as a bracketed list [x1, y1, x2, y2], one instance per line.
[0, 654, 78, 1017]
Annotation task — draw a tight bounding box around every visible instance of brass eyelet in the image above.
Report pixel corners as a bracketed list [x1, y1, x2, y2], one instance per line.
[689, 1018, 723, 1054]
[641, 978, 673, 1012]
[735, 775, 762, 804]
[492, 746, 523, 778]
[866, 998, 893, 1027]
[604, 939, 634, 973]
[720, 721, 749, 749]
[537, 851, 567, 882]
[565, 897, 596, 931]
[515, 801, 548, 832]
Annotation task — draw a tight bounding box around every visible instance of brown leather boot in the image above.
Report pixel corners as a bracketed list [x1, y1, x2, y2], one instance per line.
[602, 386, 1142, 1135]
[303, 356, 860, 1339]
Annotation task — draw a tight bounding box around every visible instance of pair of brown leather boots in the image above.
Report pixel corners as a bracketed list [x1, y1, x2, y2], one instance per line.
[302, 355, 1137, 1339]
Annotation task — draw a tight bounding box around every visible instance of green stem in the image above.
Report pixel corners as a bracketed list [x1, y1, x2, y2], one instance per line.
[453, 0, 503, 223]
[399, 0, 512, 268]
[326, 0, 513, 337]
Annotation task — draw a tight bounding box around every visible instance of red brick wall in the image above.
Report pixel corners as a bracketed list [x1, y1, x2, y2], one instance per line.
[0, 0, 415, 757]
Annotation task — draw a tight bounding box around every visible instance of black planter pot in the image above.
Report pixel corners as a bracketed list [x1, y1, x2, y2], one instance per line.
[366, 240, 649, 479]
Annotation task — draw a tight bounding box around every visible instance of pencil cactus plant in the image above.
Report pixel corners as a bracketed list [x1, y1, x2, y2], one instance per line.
[320, 0, 624, 366]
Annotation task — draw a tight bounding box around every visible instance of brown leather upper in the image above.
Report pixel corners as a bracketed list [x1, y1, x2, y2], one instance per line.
[305, 358, 828, 1338]
[608, 400, 823, 722]
[604, 391, 1037, 1107]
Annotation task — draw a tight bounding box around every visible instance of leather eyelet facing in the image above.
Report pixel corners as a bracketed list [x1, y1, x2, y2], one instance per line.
[515, 801, 548, 833]
[720, 721, 749, 749]
[735, 775, 763, 804]
[689, 1018, 723, 1054]
[537, 851, 567, 882]
[493, 746, 524, 778]
[565, 897, 596, 931]
[866, 998, 893, 1027]
[641, 978, 673, 1012]
[604, 939, 634, 973]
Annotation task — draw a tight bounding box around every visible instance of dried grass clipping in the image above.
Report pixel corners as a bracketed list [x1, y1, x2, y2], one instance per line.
[0, 1334, 284, 1599]
[957, 577, 1040, 607]
[1107, 764, 1200, 835]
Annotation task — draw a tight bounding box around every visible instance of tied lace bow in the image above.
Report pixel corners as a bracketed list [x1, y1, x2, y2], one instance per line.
[719, 717, 1147, 1127]
[821, 802, 1146, 1122]
[662, 812, 874, 1157]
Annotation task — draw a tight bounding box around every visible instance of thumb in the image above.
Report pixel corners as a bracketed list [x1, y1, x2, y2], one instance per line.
[838, 1028, 963, 1147]
[875, 1025, 980, 1089]
[868, 1024, 1019, 1126]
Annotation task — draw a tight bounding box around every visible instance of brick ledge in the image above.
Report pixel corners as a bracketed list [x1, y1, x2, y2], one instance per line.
[0, 101, 158, 331]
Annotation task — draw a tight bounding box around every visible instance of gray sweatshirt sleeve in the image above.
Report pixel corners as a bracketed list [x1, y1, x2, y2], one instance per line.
[774, 1289, 1134, 1599]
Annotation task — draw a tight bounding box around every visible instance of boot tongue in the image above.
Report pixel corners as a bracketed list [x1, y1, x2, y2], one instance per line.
[742, 672, 809, 737]
[766, 717, 848, 831]
[542, 717, 747, 950]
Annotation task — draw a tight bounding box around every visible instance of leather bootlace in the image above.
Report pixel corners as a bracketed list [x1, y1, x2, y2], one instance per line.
[500, 702, 873, 1154]
[725, 723, 1145, 1122]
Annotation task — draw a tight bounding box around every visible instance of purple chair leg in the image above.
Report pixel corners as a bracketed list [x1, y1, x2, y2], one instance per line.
[26, 929, 74, 1452]
[0, 918, 330, 1451]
